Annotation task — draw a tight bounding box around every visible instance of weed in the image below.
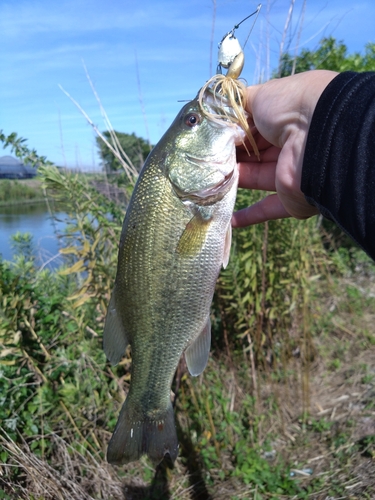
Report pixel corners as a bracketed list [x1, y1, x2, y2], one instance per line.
[329, 358, 342, 371]
[309, 417, 334, 433]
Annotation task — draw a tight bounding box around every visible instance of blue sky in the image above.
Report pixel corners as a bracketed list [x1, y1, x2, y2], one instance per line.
[1, 0, 374, 170]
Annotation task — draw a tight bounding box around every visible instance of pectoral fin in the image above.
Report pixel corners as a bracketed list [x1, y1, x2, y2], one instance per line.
[222, 224, 232, 269]
[185, 317, 211, 376]
[176, 212, 212, 256]
[103, 286, 129, 366]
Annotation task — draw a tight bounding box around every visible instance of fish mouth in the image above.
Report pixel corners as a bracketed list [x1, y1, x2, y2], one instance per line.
[176, 169, 236, 206]
[200, 88, 247, 146]
[203, 88, 234, 118]
[192, 169, 234, 198]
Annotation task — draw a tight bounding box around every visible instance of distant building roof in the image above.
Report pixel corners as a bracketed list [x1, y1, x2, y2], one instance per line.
[0, 156, 37, 178]
[0, 155, 22, 165]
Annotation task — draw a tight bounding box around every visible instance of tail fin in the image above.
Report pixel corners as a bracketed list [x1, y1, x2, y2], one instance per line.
[107, 397, 178, 466]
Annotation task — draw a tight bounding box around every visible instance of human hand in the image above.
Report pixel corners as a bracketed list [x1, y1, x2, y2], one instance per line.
[232, 70, 338, 227]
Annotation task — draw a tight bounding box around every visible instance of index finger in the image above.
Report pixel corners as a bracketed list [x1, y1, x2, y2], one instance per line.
[232, 194, 291, 227]
[237, 161, 277, 191]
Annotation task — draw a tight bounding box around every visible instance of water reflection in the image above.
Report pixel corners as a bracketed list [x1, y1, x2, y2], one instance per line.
[0, 202, 67, 269]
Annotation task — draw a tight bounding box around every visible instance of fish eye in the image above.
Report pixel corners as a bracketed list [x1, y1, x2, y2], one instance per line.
[184, 113, 201, 127]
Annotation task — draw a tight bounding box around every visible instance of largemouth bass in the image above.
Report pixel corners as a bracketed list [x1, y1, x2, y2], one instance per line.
[103, 87, 245, 465]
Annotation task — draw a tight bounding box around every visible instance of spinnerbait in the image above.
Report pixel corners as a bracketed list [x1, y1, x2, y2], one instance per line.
[217, 4, 262, 79]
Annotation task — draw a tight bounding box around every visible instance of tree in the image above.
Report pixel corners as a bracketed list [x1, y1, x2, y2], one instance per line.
[278, 37, 375, 77]
[96, 131, 152, 173]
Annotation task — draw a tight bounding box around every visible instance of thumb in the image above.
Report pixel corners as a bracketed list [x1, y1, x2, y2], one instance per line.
[244, 84, 262, 115]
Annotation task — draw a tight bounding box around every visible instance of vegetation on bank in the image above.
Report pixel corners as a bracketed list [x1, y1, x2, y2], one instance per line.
[1, 132, 375, 500]
[0, 179, 46, 206]
[0, 173, 125, 208]
[278, 36, 375, 76]
[1, 35, 375, 500]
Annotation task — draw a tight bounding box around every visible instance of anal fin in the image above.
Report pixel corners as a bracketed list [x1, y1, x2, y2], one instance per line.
[222, 223, 232, 269]
[103, 286, 129, 366]
[185, 317, 211, 376]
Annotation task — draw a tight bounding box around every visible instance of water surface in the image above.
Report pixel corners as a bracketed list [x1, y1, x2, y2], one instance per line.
[0, 202, 67, 268]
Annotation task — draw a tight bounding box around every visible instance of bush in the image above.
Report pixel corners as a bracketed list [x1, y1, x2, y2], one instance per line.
[213, 188, 329, 368]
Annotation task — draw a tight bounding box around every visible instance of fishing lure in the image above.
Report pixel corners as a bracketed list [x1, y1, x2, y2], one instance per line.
[199, 5, 262, 158]
[217, 4, 262, 79]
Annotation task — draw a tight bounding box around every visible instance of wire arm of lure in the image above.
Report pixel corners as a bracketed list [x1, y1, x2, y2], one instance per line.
[217, 4, 262, 79]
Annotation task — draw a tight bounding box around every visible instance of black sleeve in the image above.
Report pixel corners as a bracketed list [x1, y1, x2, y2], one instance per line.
[301, 71, 375, 260]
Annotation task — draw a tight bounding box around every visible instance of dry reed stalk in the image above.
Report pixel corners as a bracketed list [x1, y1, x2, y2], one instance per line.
[221, 305, 232, 362]
[59, 76, 138, 186]
[255, 220, 269, 365]
[21, 348, 47, 384]
[82, 62, 139, 179]
[205, 395, 222, 464]
[23, 316, 51, 360]
[0, 433, 92, 500]
[246, 332, 258, 406]
[59, 400, 99, 454]
[291, 0, 307, 75]
[209, 0, 217, 78]
[185, 377, 201, 416]
[278, 0, 296, 77]
[134, 50, 152, 149]
[301, 240, 313, 419]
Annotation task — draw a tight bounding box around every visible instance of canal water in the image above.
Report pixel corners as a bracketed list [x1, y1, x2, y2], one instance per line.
[0, 202, 67, 268]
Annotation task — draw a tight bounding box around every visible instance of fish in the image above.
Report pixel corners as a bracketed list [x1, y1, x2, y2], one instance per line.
[103, 86, 246, 466]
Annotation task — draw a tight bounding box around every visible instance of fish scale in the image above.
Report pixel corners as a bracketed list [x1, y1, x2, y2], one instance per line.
[103, 89, 245, 465]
